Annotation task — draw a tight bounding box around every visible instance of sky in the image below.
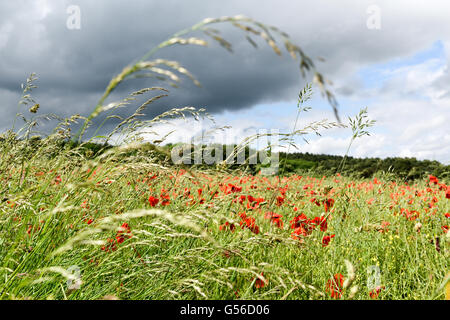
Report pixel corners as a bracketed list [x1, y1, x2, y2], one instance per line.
[1, 0, 449, 164]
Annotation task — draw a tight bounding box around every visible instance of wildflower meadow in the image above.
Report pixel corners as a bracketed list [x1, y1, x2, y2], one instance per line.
[0, 13, 449, 302]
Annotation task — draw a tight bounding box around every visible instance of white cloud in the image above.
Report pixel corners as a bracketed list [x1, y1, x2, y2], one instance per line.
[0, 22, 13, 50]
[34, 0, 53, 20]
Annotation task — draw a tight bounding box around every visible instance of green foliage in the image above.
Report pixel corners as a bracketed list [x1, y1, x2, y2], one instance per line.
[281, 152, 450, 183]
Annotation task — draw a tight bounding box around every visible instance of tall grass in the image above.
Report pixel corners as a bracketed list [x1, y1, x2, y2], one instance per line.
[0, 156, 448, 299]
[0, 16, 448, 301]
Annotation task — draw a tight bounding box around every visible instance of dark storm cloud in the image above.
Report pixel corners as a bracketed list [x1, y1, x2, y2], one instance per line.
[0, 0, 311, 134]
[1, 0, 449, 136]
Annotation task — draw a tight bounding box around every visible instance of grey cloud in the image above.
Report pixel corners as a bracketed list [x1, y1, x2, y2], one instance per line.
[1, 0, 450, 138]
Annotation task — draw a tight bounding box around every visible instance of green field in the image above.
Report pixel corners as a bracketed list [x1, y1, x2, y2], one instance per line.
[0, 141, 448, 299]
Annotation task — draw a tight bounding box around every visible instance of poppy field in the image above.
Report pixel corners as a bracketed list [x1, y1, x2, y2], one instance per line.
[1, 14, 449, 301]
[0, 153, 448, 300]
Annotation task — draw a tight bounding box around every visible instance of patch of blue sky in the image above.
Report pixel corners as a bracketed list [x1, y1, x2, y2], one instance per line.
[216, 41, 447, 154]
[357, 40, 446, 90]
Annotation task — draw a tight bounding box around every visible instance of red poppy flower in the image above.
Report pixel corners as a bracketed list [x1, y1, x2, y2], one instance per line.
[102, 238, 117, 252]
[310, 198, 321, 206]
[429, 175, 439, 185]
[115, 223, 132, 244]
[379, 221, 390, 233]
[264, 212, 284, 229]
[239, 214, 260, 234]
[324, 198, 334, 212]
[119, 222, 131, 232]
[276, 196, 285, 206]
[81, 200, 90, 209]
[219, 221, 235, 232]
[369, 286, 385, 299]
[290, 214, 308, 229]
[233, 195, 246, 204]
[253, 272, 268, 289]
[291, 226, 308, 240]
[322, 234, 335, 247]
[224, 184, 242, 194]
[116, 234, 125, 244]
[148, 196, 159, 207]
[160, 191, 170, 206]
[326, 273, 344, 299]
[311, 216, 328, 232]
[54, 175, 62, 185]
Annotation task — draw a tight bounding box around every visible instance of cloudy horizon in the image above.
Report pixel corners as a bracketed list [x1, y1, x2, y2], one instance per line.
[1, 0, 449, 164]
